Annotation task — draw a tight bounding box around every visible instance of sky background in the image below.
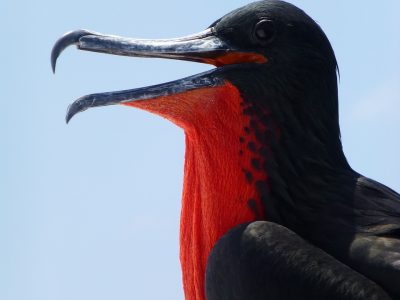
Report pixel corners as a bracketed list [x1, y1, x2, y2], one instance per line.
[1, 1, 399, 299]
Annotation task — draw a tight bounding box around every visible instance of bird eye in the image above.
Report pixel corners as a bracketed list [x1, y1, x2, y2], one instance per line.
[254, 20, 276, 44]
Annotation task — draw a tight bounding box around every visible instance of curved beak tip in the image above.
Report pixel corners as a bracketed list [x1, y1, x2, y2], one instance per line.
[65, 102, 82, 124]
[65, 105, 73, 124]
[51, 29, 97, 74]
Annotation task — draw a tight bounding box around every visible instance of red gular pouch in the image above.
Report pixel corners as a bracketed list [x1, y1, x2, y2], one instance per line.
[124, 82, 268, 300]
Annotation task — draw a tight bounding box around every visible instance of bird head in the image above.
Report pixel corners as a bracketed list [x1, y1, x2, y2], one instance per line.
[52, 0, 339, 139]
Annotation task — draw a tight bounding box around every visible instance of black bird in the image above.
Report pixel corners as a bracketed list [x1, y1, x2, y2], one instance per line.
[51, 1, 400, 299]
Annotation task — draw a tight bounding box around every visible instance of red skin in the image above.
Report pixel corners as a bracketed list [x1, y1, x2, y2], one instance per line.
[124, 82, 267, 300]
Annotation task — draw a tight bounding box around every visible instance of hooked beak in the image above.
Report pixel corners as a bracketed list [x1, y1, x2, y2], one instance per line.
[51, 28, 266, 123]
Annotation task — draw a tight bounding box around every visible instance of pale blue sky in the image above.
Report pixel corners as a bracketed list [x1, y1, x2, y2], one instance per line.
[1, 1, 399, 299]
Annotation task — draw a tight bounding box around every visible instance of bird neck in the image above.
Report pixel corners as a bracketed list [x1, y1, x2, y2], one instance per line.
[224, 66, 352, 234]
[177, 74, 349, 300]
[179, 83, 268, 300]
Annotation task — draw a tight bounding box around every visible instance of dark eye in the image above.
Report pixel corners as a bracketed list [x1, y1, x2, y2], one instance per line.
[254, 20, 276, 44]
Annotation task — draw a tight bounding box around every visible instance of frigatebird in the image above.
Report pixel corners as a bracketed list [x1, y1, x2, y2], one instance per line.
[51, 1, 400, 299]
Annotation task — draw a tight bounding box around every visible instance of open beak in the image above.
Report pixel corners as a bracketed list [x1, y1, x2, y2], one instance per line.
[51, 28, 266, 123]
